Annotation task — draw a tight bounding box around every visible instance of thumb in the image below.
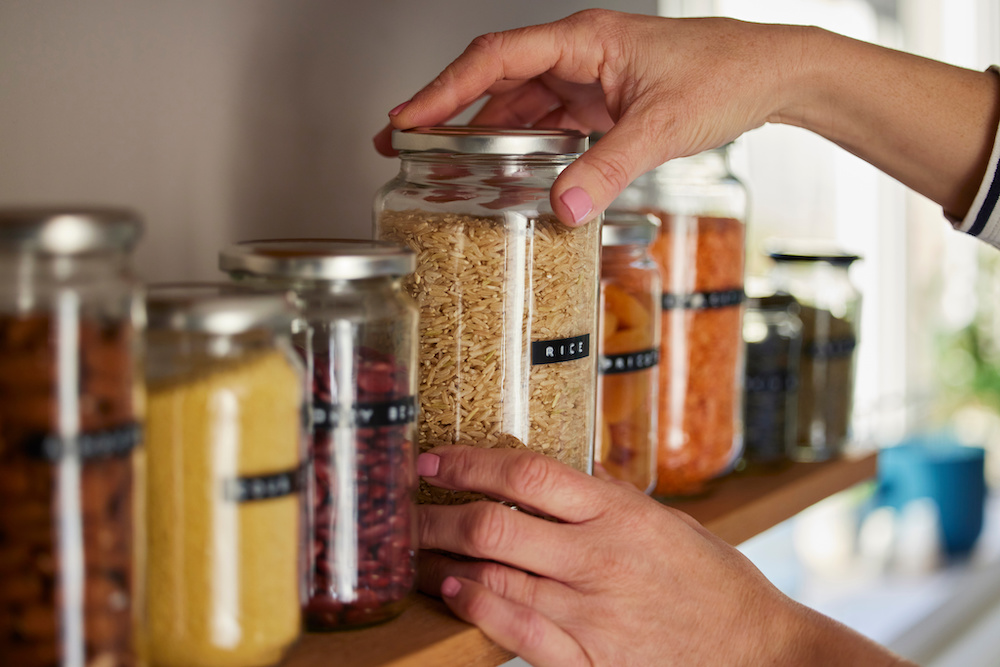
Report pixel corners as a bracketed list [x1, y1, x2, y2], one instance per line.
[551, 115, 666, 227]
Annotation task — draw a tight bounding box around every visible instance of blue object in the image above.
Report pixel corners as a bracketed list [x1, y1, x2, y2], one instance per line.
[877, 434, 987, 555]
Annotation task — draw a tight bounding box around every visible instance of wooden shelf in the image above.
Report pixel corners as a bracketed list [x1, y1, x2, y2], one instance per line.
[282, 451, 878, 667]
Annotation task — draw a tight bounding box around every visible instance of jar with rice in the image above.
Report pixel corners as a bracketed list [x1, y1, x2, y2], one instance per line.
[374, 127, 600, 505]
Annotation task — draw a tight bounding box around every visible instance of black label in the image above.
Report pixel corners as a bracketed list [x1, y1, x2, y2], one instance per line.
[531, 334, 591, 366]
[223, 465, 306, 503]
[26, 423, 142, 461]
[806, 337, 857, 359]
[745, 370, 799, 393]
[312, 396, 417, 431]
[662, 289, 745, 311]
[600, 348, 659, 375]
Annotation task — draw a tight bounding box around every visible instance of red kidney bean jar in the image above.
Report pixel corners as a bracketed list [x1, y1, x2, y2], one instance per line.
[220, 239, 419, 631]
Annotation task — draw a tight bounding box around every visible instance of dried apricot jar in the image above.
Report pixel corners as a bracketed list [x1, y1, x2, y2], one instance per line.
[598, 212, 661, 494]
[0, 208, 145, 667]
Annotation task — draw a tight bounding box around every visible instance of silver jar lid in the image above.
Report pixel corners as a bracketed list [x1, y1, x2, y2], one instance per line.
[219, 239, 415, 281]
[0, 206, 142, 254]
[391, 126, 588, 155]
[146, 283, 295, 336]
[601, 211, 659, 246]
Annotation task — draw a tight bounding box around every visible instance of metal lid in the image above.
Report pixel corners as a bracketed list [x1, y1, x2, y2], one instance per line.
[219, 238, 415, 281]
[767, 241, 861, 267]
[0, 206, 142, 254]
[391, 126, 588, 155]
[146, 283, 295, 335]
[601, 211, 659, 246]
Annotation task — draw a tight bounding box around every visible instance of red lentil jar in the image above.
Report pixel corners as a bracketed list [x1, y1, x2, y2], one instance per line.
[220, 239, 419, 631]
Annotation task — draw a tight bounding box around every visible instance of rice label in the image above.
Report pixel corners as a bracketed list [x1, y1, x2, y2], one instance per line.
[312, 396, 417, 430]
[662, 288, 745, 311]
[600, 348, 659, 375]
[223, 465, 306, 503]
[531, 334, 591, 366]
[26, 423, 142, 461]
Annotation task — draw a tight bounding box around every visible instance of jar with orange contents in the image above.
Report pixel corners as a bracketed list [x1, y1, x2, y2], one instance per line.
[598, 212, 661, 494]
[616, 146, 748, 496]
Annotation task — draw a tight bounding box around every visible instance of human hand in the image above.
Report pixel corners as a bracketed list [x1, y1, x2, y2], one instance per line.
[416, 445, 908, 666]
[373, 10, 808, 226]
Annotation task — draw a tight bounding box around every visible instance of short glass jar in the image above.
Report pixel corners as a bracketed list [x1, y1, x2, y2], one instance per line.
[0, 208, 145, 667]
[616, 147, 748, 496]
[767, 248, 862, 462]
[741, 279, 803, 468]
[598, 212, 661, 494]
[375, 127, 600, 504]
[220, 239, 419, 631]
[144, 284, 304, 667]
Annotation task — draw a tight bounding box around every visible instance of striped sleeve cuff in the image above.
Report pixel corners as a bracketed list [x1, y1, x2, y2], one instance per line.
[954, 65, 1000, 248]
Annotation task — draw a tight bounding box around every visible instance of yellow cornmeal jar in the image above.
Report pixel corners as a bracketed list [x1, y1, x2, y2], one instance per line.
[144, 284, 304, 667]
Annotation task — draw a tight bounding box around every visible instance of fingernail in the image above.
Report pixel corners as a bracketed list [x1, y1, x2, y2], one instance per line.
[441, 576, 462, 598]
[389, 100, 410, 117]
[559, 187, 593, 225]
[417, 452, 440, 477]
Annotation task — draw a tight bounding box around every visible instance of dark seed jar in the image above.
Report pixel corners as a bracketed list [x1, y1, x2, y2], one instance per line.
[220, 240, 419, 631]
[374, 127, 600, 505]
[0, 208, 145, 667]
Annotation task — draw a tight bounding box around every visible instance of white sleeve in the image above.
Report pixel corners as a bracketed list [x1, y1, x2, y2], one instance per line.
[952, 65, 1000, 249]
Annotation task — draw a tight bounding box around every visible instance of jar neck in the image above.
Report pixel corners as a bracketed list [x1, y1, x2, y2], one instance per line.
[145, 327, 282, 383]
[601, 244, 650, 265]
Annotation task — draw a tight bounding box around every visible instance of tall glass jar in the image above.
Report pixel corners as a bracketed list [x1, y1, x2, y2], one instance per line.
[766, 248, 862, 462]
[375, 127, 600, 505]
[219, 239, 419, 631]
[741, 279, 802, 468]
[617, 147, 748, 496]
[144, 284, 303, 667]
[598, 212, 661, 494]
[0, 208, 145, 667]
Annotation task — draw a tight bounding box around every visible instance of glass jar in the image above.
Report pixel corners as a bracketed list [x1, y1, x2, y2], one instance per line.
[598, 212, 661, 494]
[767, 247, 862, 462]
[617, 147, 748, 496]
[374, 127, 600, 505]
[741, 279, 802, 468]
[0, 208, 145, 667]
[144, 284, 304, 667]
[219, 239, 419, 631]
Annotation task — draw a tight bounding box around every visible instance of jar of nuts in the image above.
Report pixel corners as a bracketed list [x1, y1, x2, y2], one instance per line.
[220, 239, 419, 631]
[375, 127, 600, 505]
[144, 284, 304, 667]
[0, 208, 145, 667]
[616, 146, 749, 496]
[598, 212, 662, 494]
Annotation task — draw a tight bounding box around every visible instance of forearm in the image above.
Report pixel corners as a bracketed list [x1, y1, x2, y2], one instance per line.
[772, 25, 1000, 219]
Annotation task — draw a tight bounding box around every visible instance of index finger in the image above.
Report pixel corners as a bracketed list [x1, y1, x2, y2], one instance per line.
[418, 444, 611, 524]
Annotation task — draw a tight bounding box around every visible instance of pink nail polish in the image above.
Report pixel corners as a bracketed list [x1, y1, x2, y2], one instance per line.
[559, 187, 593, 225]
[389, 100, 410, 117]
[417, 452, 440, 477]
[441, 576, 462, 598]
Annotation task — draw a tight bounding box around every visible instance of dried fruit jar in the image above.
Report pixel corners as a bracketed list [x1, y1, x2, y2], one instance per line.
[617, 147, 748, 496]
[144, 285, 303, 667]
[375, 127, 600, 505]
[598, 212, 661, 494]
[766, 248, 862, 462]
[0, 208, 145, 667]
[220, 240, 419, 631]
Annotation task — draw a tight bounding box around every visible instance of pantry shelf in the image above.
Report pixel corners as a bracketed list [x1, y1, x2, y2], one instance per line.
[282, 451, 878, 667]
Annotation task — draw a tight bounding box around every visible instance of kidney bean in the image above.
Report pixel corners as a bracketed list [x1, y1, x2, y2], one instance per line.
[303, 347, 416, 631]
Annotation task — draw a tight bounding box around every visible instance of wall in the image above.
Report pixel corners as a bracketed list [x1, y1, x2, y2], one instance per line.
[0, 0, 655, 282]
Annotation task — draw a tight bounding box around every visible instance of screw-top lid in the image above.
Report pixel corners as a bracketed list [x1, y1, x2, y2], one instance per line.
[219, 239, 415, 281]
[601, 211, 659, 246]
[0, 206, 142, 254]
[146, 283, 295, 336]
[391, 126, 588, 155]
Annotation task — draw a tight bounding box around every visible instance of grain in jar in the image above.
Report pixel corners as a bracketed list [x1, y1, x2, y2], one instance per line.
[144, 285, 303, 667]
[375, 127, 600, 505]
[220, 240, 419, 631]
[0, 208, 145, 667]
